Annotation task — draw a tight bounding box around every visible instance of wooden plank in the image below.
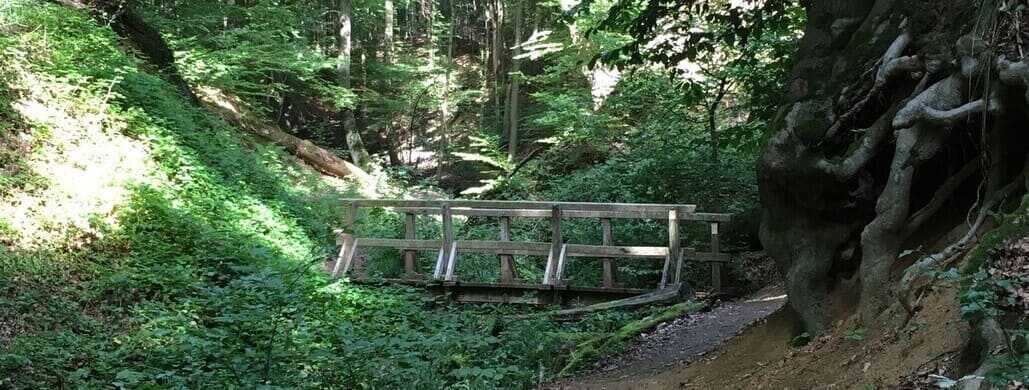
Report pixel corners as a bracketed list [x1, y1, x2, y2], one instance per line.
[394, 207, 725, 221]
[356, 238, 443, 249]
[544, 206, 562, 285]
[669, 209, 682, 284]
[351, 239, 671, 259]
[660, 252, 671, 289]
[498, 216, 516, 283]
[444, 241, 459, 282]
[710, 222, 722, 293]
[543, 250, 556, 285]
[432, 247, 446, 280]
[330, 233, 352, 278]
[339, 237, 359, 277]
[601, 218, 615, 288]
[457, 240, 551, 255]
[404, 213, 417, 275]
[344, 198, 698, 213]
[564, 244, 668, 258]
[434, 204, 454, 280]
[346, 202, 359, 231]
[554, 244, 569, 282]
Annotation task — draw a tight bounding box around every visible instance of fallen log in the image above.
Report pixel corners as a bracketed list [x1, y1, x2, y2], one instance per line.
[197, 87, 375, 186]
[511, 283, 694, 322]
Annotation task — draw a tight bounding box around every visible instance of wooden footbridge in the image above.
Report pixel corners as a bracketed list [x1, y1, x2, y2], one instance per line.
[329, 199, 731, 305]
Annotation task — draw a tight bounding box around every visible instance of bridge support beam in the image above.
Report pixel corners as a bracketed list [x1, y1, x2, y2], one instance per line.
[498, 216, 517, 283]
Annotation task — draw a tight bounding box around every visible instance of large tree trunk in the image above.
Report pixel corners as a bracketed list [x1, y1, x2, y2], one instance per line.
[760, 0, 1028, 336]
[338, 0, 373, 170]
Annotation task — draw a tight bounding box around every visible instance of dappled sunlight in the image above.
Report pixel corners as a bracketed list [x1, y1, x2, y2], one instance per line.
[0, 63, 156, 251]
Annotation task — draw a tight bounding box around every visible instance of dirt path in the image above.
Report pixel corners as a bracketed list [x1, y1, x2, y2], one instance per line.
[548, 286, 787, 389]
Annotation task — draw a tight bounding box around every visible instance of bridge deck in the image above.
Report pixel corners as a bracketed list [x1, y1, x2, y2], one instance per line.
[330, 199, 732, 305]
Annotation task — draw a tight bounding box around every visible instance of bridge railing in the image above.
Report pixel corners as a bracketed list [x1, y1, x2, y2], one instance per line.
[330, 199, 731, 294]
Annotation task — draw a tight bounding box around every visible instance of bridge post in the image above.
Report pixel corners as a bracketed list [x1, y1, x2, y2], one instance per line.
[403, 212, 418, 277]
[543, 206, 562, 285]
[498, 216, 517, 283]
[660, 208, 680, 289]
[346, 201, 358, 232]
[710, 222, 721, 293]
[600, 218, 616, 288]
[433, 203, 454, 280]
[669, 208, 682, 286]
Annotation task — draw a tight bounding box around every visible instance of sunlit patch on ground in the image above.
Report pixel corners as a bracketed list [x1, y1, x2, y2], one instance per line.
[0, 62, 156, 251]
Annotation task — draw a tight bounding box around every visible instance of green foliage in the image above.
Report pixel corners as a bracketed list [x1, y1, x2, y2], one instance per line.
[0, 3, 670, 388]
[953, 195, 1029, 386]
[844, 327, 866, 342]
[558, 301, 706, 375]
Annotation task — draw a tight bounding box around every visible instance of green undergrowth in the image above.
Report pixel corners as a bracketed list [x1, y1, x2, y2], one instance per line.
[0, 2, 679, 388]
[951, 193, 1029, 385]
[558, 300, 706, 376]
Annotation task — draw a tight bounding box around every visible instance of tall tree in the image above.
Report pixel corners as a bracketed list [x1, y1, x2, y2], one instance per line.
[338, 0, 373, 169]
[491, 0, 504, 135]
[384, 0, 395, 63]
[505, 0, 523, 161]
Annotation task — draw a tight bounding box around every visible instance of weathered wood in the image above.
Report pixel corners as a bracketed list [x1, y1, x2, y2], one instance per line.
[444, 241, 459, 282]
[358, 238, 442, 249]
[330, 233, 352, 278]
[543, 206, 563, 285]
[404, 213, 417, 275]
[392, 206, 728, 221]
[601, 218, 615, 288]
[338, 237, 359, 277]
[433, 204, 454, 280]
[519, 283, 690, 320]
[554, 244, 569, 283]
[433, 247, 446, 280]
[564, 244, 668, 258]
[660, 253, 671, 289]
[197, 88, 375, 185]
[344, 199, 699, 213]
[669, 209, 682, 284]
[337, 198, 732, 298]
[346, 202, 359, 231]
[459, 240, 551, 255]
[710, 222, 721, 293]
[498, 216, 517, 283]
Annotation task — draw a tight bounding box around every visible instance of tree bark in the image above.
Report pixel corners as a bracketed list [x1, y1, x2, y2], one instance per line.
[338, 0, 373, 169]
[760, 0, 1028, 335]
[506, 0, 522, 161]
[491, 0, 505, 135]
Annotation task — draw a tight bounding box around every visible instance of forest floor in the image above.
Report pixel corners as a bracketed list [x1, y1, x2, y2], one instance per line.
[548, 285, 788, 389]
[548, 282, 968, 389]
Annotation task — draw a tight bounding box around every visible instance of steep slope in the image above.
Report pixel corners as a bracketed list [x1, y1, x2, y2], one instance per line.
[0, 2, 633, 388]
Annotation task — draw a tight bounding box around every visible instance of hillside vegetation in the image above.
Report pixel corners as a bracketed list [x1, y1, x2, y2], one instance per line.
[2, 0, 1026, 388]
[0, 3, 680, 387]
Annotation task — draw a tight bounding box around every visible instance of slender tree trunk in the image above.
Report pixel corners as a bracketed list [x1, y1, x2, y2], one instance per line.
[382, 0, 401, 165]
[384, 0, 395, 63]
[491, 0, 504, 135]
[338, 0, 373, 169]
[438, 0, 455, 177]
[706, 78, 728, 211]
[506, 0, 522, 162]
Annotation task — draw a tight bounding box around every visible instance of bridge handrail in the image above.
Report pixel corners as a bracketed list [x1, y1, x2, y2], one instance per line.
[331, 199, 732, 295]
